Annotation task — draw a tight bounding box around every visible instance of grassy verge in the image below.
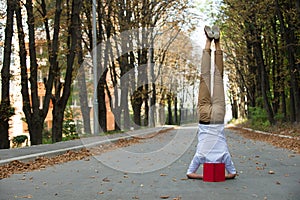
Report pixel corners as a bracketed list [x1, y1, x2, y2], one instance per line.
[228, 117, 300, 154]
[229, 118, 300, 138]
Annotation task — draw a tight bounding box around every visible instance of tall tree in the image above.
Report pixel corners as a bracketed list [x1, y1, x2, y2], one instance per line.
[220, 0, 299, 124]
[77, 33, 92, 135]
[16, 0, 45, 145]
[15, 0, 62, 145]
[275, 0, 300, 122]
[252, 27, 275, 124]
[0, 0, 16, 149]
[51, 0, 82, 142]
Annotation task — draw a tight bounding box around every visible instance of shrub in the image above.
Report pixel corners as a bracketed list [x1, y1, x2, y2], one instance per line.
[62, 107, 79, 140]
[248, 106, 269, 130]
[12, 135, 28, 148]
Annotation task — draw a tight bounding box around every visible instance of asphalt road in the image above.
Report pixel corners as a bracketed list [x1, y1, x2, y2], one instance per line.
[0, 124, 299, 200]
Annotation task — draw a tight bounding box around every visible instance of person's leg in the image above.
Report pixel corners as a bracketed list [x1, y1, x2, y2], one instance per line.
[198, 38, 212, 123]
[211, 38, 225, 123]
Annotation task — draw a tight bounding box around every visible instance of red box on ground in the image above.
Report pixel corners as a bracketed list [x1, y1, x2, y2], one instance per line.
[203, 163, 225, 182]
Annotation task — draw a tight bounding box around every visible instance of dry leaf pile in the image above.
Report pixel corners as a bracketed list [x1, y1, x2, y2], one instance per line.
[0, 138, 140, 179]
[228, 126, 300, 154]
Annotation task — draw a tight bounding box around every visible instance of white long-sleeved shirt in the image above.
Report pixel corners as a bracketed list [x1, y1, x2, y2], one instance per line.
[187, 123, 236, 174]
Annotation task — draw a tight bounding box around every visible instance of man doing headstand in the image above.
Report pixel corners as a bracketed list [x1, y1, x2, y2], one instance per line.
[186, 25, 237, 179]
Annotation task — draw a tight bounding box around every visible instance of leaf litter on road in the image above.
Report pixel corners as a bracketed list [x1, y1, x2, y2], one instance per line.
[228, 126, 300, 153]
[1, 129, 177, 179]
[0, 138, 140, 179]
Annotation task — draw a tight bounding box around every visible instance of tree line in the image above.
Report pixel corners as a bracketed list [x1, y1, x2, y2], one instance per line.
[0, 0, 198, 149]
[219, 0, 300, 125]
[3, 0, 295, 149]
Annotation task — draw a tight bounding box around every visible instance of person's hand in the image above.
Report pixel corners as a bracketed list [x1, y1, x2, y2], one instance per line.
[225, 173, 236, 179]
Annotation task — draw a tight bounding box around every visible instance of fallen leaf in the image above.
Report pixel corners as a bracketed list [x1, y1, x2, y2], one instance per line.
[102, 177, 110, 182]
[0, 138, 142, 179]
[173, 196, 181, 200]
[16, 194, 33, 199]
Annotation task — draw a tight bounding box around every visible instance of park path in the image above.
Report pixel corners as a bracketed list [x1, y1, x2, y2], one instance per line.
[0, 124, 299, 200]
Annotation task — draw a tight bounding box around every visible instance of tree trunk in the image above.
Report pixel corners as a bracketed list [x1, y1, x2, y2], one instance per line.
[0, 115, 9, 149]
[28, 115, 44, 145]
[253, 29, 275, 125]
[98, 69, 108, 132]
[52, 0, 82, 141]
[16, 0, 45, 145]
[109, 46, 120, 131]
[275, 0, 300, 122]
[0, 0, 15, 149]
[119, 54, 131, 129]
[76, 9, 91, 135]
[230, 94, 238, 119]
[132, 47, 148, 127]
[25, 0, 44, 144]
[52, 105, 64, 143]
[289, 85, 296, 122]
[149, 45, 156, 127]
[122, 87, 130, 129]
[144, 83, 149, 126]
[78, 42, 91, 135]
[245, 36, 256, 107]
[118, 0, 133, 130]
[281, 89, 287, 120]
[174, 96, 178, 125]
[167, 94, 173, 125]
[150, 82, 156, 127]
[132, 88, 143, 128]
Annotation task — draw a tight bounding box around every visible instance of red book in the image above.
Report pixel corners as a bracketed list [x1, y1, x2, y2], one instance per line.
[203, 163, 225, 182]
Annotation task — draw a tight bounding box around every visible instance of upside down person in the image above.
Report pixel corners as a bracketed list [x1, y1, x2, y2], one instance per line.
[186, 25, 237, 179]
